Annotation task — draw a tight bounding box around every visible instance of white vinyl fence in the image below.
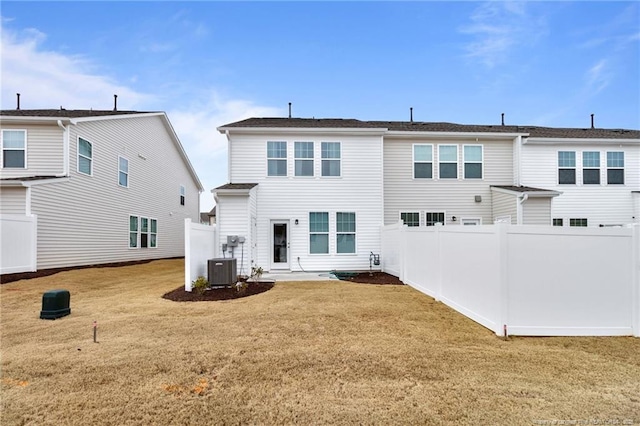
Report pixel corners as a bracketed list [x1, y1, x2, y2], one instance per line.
[184, 218, 217, 292]
[1, 214, 37, 274]
[382, 223, 640, 337]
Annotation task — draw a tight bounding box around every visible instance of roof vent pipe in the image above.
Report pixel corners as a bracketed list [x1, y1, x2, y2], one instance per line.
[16, 93, 20, 110]
[591, 113, 594, 129]
[410, 107, 413, 123]
[501, 113, 505, 126]
[288, 102, 292, 118]
[113, 94, 118, 111]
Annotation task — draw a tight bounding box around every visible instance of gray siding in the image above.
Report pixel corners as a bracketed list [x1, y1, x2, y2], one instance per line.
[522, 198, 552, 225]
[384, 137, 514, 226]
[30, 115, 200, 269]
[0, 187, 26, 214]
[0, 123, 64, 177]
[491, 191, 517, 224]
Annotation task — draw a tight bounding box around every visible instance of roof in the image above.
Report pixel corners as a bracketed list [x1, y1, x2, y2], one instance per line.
[0, 175, 70, 187]
[0, 109, 153, 119]
[219, 117, 640, 140]
[491, 185, 561, 197]
[215, 183, 259, 190]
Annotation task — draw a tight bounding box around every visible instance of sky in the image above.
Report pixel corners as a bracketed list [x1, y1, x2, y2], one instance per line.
[1, 1, 639, 211]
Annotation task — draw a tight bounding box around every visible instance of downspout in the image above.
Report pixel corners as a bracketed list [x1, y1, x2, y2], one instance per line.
[225, 130, 231, 182]
[57, 120, 70, 176]
[514, 135, 522, 186]
[517, 193, 528, 225]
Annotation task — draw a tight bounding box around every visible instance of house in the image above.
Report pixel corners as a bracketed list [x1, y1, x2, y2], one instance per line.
[0, 107, 203, 274]
[200, 206, 216, 225]
[215, 117, 639, 273]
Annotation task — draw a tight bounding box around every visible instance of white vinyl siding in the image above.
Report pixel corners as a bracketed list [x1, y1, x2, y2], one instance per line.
[295, 142, 314, 177]
[438, 145, 458, 179]
[413, 144, 433, 179]
[267, 141, 287, 176]
[78, 137, 93, 176]
[0, 187, 27, 214]
[0, 123, 64, 178]
[321, 142, 341, 177]
[1, 129, 26, 168]
[118, 156, 129, 187]
[522, 198, 552, 225]
[309, 212, 329, 254]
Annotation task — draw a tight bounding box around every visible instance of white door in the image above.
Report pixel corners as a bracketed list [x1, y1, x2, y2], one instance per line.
[270, 220, 289, 270]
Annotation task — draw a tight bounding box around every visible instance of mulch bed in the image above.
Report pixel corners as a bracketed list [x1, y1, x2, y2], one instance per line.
[336, 271, 405, 285]
[162, 282, 275, 302]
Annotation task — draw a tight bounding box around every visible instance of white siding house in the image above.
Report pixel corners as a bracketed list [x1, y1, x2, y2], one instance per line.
[215, 117, 639, 272]
[0, 109, 203, 273]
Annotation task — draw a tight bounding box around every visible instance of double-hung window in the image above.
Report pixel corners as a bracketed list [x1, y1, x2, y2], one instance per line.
[267, 141, 287, 176]
[413, 144, 433, 179]
[295, 142, 314, 177]
[179, 185, 186, 206]
[321, 142, 341, 177]
[309, 212, 329, 254]
[130, 216, 157, 248]
[129, 215, 139, 248]
[582, 152, 600, 185]
[400, 212, 420, 227]
[425, 212, 445, 226]
[336, 212, 355, 253]
[118, 157, 129, 187]
[78, 138, 93, 175]
[438, 145, 458, 179]
[558, 151, 576, 184]
[607, 152, 624, 184]
[1, 130, 26, 168]
[463, 145, 483, 179]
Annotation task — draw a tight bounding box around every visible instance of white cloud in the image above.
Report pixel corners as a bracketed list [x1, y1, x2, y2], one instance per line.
[585, 59, 611, 94]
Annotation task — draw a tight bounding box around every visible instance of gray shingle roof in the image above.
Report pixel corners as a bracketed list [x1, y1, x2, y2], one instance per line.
[491, 185, 558, 193]
[220, 117, 640, 140]
[215, 183, 259, 190]
[0, 109, 155, 118]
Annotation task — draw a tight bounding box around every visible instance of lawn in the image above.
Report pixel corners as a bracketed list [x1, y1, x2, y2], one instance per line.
[1, 259, 639, 425]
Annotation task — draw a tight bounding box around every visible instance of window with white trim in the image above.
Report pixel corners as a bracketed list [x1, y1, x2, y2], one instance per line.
[582, 151, 600, 185]
[463, 145, 483, 179]
[336, 212, 355, 253]
[425, 212, 445, 226]
[413, 144, 433, 179]
[130, 216, 157, 248]
[558, 151, 575, 184]
[553, 218, 563, 227]
[129, 215, 138, 248]
[1, 130, 26, 168]
[118, 156, 129, 187]
[78, 137, 93, 175]
[180, 185, 186, 206]
[309, 212, 329, 254]
[400, 212, 420, 227]
[569, 218, 588, 227]
[438, 145, 458, 179]
[267, 141, 287, 176]
[607, 152, 624, 184]
[321, 142, 341, 177]
[295, 141, 314, 177]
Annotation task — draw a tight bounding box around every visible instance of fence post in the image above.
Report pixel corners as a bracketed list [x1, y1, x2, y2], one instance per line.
[434, 223, 442, 301]
[399, 221, 406, 283]
[184, 218, 192, 292]
[30, 215, 38, 272]
[497, 222, 509, 337]
[631, 224, 639, 337]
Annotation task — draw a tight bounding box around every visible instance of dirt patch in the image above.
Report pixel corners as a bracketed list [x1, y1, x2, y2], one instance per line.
[162, 281, 275, 302]
[335, 271, 404, 285]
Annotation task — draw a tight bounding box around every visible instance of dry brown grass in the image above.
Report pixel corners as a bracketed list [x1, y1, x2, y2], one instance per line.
[1, 259, 639, 425]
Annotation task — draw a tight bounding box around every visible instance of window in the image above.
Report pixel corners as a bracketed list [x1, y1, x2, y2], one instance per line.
[295, 142, 314, 177]
[425, 212, 445, 226]
[321, 142, 341, 177]
[558, 151, 576, 184]
[607, 152, 624, 184]
[463, 145, 483, 179]
[179, 185, 185, 206]
[309, 212, 329, 254]
[553, 218, 563, 227]
[582, 152, 600, 185]
[438, 145, 458, 179]
[1, 130, 26, 168]
[413, 144, 433, 179]
[336, 212, 355, 253]
[400, 212, 420, 227]
[118, 157, 129, 187]
[267, 141, 287, 176]
[570, 218, 588, 227]
[78, 138, 93, 175]
[130, 216, 157, 248]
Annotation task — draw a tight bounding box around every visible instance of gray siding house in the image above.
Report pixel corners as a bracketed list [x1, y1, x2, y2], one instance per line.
[0, 108, 203, 273]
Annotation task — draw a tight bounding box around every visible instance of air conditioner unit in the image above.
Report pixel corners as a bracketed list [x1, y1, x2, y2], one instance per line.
[208, 258, 237, 286]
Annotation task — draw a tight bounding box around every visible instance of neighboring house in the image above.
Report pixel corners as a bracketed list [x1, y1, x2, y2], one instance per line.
[0, 108, 203, 273]
[200, 206, 216, 225]
[215, 117, 639, 272]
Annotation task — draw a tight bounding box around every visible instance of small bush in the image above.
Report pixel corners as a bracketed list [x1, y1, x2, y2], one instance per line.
[192, 276, 209, 295]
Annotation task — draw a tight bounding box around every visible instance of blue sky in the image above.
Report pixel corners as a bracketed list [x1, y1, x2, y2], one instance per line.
[2, 1, 639, 211]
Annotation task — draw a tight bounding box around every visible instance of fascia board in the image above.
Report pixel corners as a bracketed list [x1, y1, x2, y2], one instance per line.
[0, 116, 71, 125]
[489, 186, 561, 197]
[524, 137, 640, 145]
[0, 177, 70, 187]
[385, 131, 526, 140]
[68, 112, 164, 124]
[213, 189, 252, 196]
[217, 126, 388, 137]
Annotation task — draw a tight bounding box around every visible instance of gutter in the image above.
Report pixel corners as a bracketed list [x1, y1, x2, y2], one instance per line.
[516, 193, 528, 225]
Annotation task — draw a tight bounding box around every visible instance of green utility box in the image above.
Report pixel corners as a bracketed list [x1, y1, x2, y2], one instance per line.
[40, 289, 71, 320]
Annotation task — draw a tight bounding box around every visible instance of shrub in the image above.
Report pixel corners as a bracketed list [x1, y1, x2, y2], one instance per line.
[192, 276, 209, 295]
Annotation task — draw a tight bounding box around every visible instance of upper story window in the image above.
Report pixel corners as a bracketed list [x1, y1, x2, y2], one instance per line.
[295, 142, 314, 177]
[400, 212, 420, 227]
[321, 142, 341, 177]
[438, 145, 458, 179]
[463, 145, 483, 179]
[78, 137, 93, 175]
[582, 151, 600, 185]
[1, 129, 26, 168]
[607, 152, 624, 185]
[558, 151, 576, 184]
[118, 156, 129, 187]
[336, 212, 356, 253]
[267, 141, 287, 176]
[179, 185, 186, 206]
[309, 212, 329, 254]
[413, 144, 433, 179]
